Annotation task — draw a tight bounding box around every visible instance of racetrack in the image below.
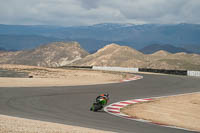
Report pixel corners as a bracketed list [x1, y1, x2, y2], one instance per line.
[0, 74, 200, 133]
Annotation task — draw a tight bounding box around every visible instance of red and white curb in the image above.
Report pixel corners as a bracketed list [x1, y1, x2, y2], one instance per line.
[104, 98, 196, 132]
[120, 75, 143, 82]
[104, 98, 152, 119]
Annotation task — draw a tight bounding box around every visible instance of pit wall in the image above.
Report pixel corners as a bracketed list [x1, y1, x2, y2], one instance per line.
[92, 66, 200, 77]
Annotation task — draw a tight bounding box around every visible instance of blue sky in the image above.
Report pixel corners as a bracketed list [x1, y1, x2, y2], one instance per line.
[0, 0, 200, 26]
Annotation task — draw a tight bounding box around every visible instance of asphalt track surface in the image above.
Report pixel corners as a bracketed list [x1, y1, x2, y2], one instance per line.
[0, 74, 200, 133]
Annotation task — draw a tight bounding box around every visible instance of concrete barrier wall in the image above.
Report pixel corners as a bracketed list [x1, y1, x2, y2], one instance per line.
[187, 71, 200, 77]
[92, 66, 139, 72]
[92, 66, 200, 77]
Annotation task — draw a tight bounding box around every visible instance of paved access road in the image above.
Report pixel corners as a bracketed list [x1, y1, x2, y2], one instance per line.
[0, 74, 200, 133]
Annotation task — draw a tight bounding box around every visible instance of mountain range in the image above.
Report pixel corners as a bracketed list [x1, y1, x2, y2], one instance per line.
[139, 44, 192, 54]
[1, 42, 200, 70]
[0, 23, 200, 53]
[73, 43, 200, 70]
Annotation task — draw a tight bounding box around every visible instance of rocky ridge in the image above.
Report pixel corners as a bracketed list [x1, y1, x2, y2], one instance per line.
[73, 43, 200, 70]
[0, 42, 200, 70]
[72, 43, 147, 68]
[0, 42, 89, 67]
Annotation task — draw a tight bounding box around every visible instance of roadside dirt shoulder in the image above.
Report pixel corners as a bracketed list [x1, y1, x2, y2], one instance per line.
[121, 93, 200, 131]
[0, 115, 115, 133]
[0, 64, 133, 87]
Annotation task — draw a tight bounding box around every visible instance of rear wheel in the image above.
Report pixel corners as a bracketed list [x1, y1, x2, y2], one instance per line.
[94, 104, 100, 112]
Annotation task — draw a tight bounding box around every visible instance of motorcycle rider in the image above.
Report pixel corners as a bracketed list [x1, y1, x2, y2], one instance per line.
[90, 93, 110, 111]
[96, 93, 109, 106]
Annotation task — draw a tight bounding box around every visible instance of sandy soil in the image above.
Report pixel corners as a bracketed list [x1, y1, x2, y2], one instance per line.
[122, 93, 200, 131]
[0, 64, 131, 87]
[0, 77, 117, 87]
[0, 115, 115, 133]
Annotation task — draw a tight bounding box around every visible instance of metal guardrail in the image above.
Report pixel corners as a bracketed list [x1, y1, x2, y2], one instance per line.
[59, 66, 93, 69]
[139, 68, 187, 76]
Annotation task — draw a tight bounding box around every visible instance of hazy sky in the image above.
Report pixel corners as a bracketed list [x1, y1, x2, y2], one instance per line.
[0, 0, 200, 26]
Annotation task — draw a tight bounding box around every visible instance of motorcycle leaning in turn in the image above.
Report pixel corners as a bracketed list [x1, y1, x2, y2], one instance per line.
[90, 94, 109, 112]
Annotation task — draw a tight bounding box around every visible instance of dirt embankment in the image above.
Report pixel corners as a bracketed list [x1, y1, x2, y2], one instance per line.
[122, 93, 200, 132]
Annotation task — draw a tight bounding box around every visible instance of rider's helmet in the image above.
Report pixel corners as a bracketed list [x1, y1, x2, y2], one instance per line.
[100, 94, 104, 96]
[104, 93, 109, 97]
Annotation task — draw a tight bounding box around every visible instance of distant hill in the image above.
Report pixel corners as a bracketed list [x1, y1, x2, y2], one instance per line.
[1, 42, 200, 70]
[0, 47, 6, 51]
[151, 50, 171, 57]
[0, 23, 200, 53]
[140, 44, 191, 54]
[182, 44, 200, 54]
[72, 43, 148, 68]
[0, 34, 115, 53]
[73, 43, 200, 70]
[0, 34, 63, 50]
[149, 51, 200, 70]
[0, 42, 89, 67]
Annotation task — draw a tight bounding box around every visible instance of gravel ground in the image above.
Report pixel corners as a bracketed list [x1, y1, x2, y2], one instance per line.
[122, 93, 200, 132]
[0, 115, 115, 133]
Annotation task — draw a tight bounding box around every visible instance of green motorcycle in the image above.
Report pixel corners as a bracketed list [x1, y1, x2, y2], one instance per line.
[90, 98, 107, 112]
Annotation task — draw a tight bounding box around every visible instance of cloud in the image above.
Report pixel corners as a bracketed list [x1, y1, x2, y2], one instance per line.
[0, 0, 199, 26]
[78, 0, 100, 9]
